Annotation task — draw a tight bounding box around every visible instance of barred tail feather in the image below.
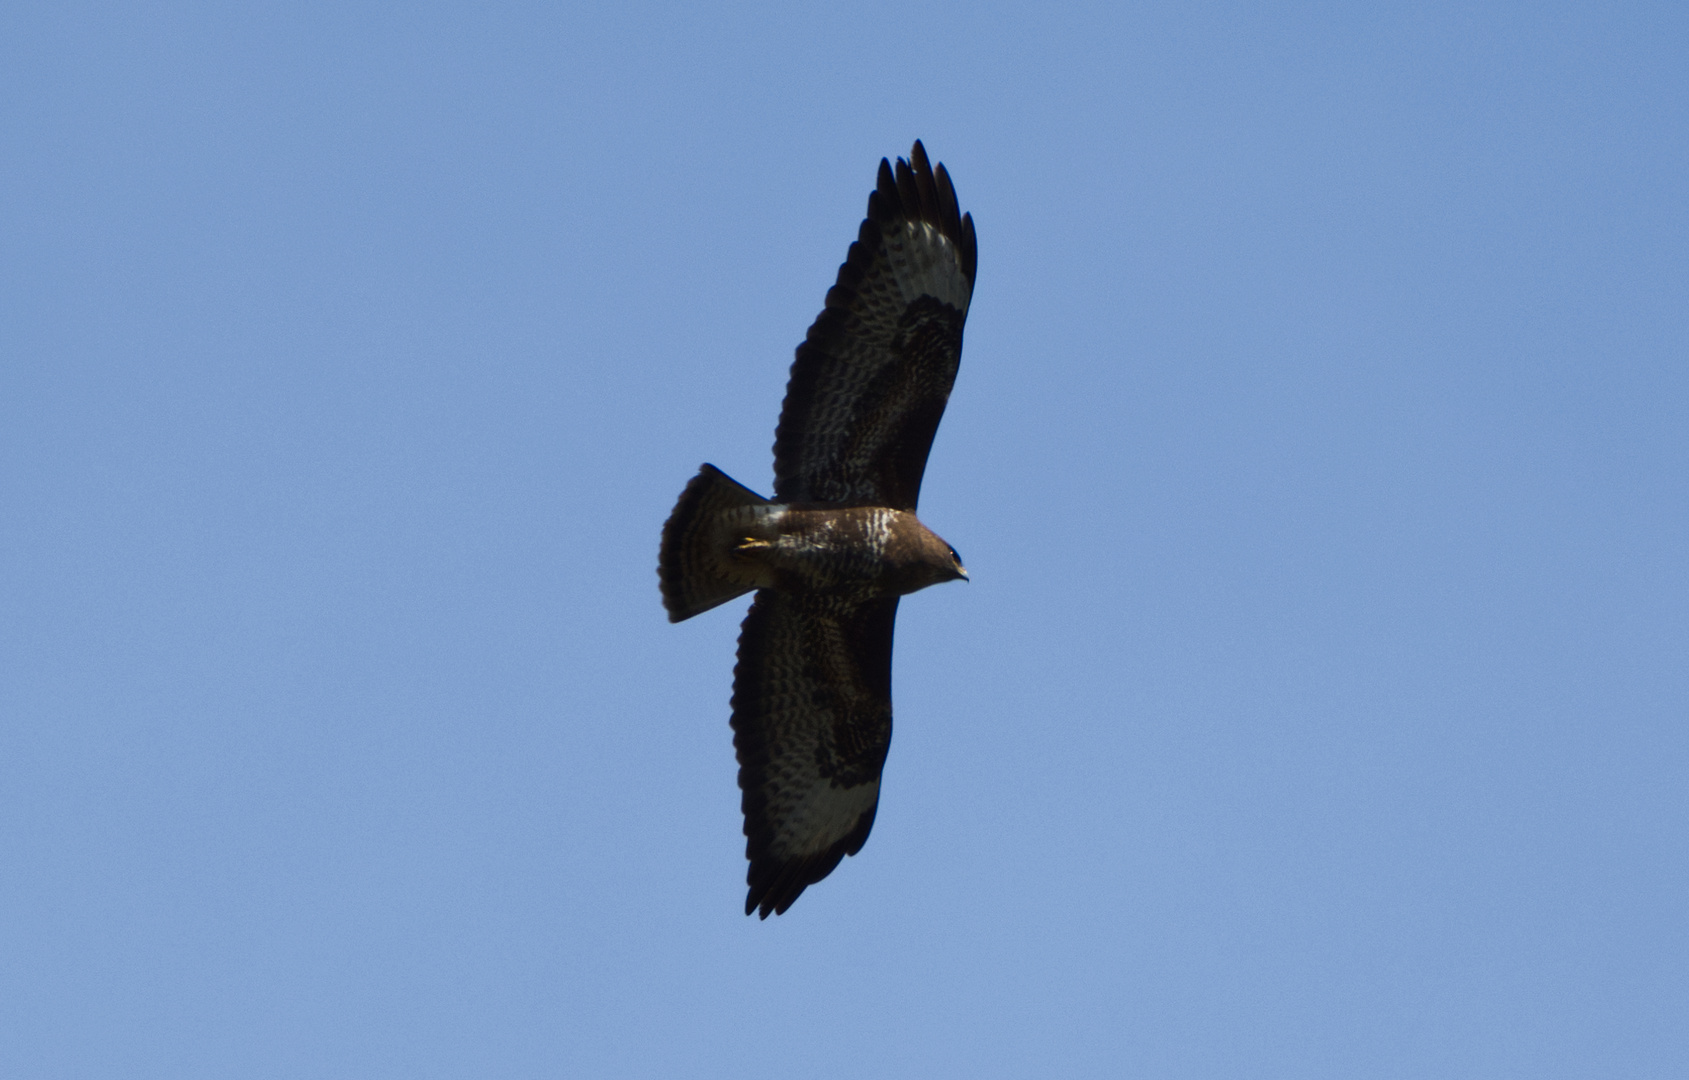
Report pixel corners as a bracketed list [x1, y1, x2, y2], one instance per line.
[659, 464, 773, 622]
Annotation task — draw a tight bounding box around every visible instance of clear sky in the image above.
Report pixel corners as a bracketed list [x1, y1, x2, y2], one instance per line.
[3, 2, 1685, 1077]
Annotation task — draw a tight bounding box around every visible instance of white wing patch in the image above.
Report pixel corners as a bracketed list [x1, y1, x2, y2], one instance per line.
[887, 220, 973, 312]
[769, 779, 880, 858]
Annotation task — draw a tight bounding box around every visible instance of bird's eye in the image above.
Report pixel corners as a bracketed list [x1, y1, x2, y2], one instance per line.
[948, 547, 961, 563]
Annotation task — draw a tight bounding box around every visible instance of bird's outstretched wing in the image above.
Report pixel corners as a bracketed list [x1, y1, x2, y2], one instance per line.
[731, 590, 900, 917]
[772, 141, 977, 512]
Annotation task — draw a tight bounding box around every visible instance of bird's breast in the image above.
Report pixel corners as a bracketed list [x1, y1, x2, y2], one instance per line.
[736, 506, 918, 594]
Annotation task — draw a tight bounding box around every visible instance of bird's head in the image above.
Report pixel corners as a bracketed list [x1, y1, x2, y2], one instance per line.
[942, 543, 969, 583]
[897, 522, 967, 593]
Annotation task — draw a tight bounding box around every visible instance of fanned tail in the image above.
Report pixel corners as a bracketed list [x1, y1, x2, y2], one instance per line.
[659, 464, 772, 622]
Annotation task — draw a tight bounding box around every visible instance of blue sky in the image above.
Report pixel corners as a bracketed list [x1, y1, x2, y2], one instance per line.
[3, 2, 1686, 1076]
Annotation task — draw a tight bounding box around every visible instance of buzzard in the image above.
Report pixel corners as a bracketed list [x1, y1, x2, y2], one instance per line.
[659, 141, 977, 917]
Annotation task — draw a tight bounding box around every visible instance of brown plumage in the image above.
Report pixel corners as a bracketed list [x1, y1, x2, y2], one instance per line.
[659, 142, 975, 917]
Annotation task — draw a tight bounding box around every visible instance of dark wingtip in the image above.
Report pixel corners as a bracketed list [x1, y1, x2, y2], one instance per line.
[870, 158, 899, 223]
[909, 139, 931, 175]
[847, 140, 978, 302]
[740, 801, 878, 919]
[893, 155, 920, 221]
[745, 859, 819, 919]
[894, 140, 977, 290]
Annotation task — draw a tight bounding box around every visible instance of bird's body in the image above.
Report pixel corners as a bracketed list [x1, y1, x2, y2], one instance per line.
[660, 142, 975, 917]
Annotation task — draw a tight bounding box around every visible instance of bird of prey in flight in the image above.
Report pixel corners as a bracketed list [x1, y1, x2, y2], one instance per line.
[660, 141, 976, 917]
